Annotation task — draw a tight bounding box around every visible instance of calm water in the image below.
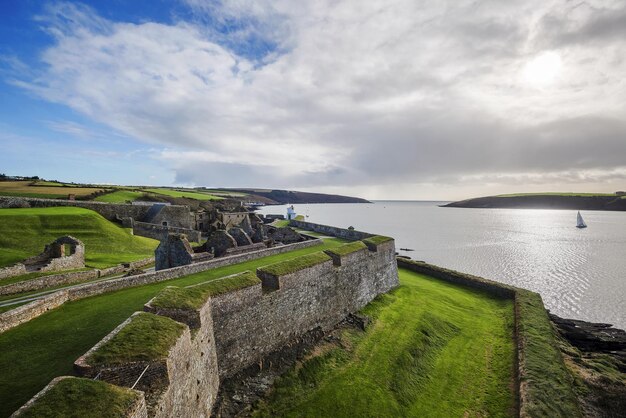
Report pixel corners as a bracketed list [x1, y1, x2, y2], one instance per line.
[258, 201, 626, 329]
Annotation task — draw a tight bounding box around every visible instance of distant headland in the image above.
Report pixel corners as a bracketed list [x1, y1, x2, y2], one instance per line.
[443, 192, 626, 211]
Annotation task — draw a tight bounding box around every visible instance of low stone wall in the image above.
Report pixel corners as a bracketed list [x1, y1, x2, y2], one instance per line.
[0, 270, 98, 296]
[133, 222, 202, 243]
[289, 220, 375, 240]
[0, 257, 155, 296]
[0, 290, 69, 333]
[0, 240, 322, 334]
[396, 258, 516, 298]
[0, 264, 27, 280]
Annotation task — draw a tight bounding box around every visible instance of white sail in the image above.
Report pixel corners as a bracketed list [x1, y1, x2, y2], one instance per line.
[576, 211, 587, 228]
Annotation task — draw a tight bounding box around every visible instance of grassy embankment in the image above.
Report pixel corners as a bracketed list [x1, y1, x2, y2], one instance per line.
[254, 268, 516, 418]
[144, 188, 223, 201]
[0, 207, 157, 270]
[0, 237, 346, 417]
[0, 181, 106, 199]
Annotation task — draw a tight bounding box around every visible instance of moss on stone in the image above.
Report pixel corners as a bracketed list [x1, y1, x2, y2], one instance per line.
[325, 241, 367, 257]
[362, 235, 393, 246]
[149, 271, 261, 310]
[258, 252, 332, 277]
[19, 377, 138, 418]
[87, 312, 186, 366]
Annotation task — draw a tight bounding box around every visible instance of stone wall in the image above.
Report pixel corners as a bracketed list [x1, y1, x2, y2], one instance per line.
[212, 239, 398, 377]
[0, 196, 193, 229]
[0, 264, 27, 280]
[133, 222, 202, 243]
[0, 270, 98, 296]
[0, 239, 323, 334]
[289, 220, 375, 241]
[0, 258, 154, 296]
[53, 235, 398, 417]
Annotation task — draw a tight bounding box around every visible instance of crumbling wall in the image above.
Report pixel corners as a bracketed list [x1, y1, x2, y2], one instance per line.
[289, 220, 374, 241]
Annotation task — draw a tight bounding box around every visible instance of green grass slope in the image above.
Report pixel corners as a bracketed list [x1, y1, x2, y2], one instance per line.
[0, 207, 157, 269]
[254, 268, 516, 417]
[144, 188, 222, 201]
[93, 190, 145, 203]
[0, 237, 346, 417]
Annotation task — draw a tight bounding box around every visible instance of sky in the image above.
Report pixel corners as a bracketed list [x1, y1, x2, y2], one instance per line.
[0, 0, 625, 200]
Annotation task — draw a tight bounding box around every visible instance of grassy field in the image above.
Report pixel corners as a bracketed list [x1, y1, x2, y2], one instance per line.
[93, 190, 145, 203]
[0, 237, 346, 417]
[0, 181, 106, 198]
[254, 269, 516, 418]
[0, 207, 157, 269]
[144, 188, 222, 201]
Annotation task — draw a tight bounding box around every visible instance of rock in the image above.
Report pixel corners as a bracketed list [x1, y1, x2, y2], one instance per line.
[155, 234, 194, 270]
[550, 313, 626, 353]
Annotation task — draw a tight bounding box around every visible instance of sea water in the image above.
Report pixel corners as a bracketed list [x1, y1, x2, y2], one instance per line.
[258, 201, 626, 329]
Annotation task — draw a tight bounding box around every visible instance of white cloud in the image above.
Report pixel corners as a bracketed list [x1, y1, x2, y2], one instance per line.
[11, 0, 626, 198]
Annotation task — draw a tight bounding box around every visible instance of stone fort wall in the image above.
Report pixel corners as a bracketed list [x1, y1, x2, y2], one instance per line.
[13, 232, 398, 417]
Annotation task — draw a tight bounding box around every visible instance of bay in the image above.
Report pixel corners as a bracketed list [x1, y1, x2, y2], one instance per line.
[258, 201, 626, 329]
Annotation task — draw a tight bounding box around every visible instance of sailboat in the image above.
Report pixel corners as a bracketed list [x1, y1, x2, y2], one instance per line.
[576, 211, 587, 229]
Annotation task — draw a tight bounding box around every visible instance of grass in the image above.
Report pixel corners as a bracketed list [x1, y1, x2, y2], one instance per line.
[496, 192, 617, 198]
[362, 235, 393, 246]
[0, 181, 106, 198]
[0, 237, 346, 417]
[87, 312, 186, 366]
[143, 188, 222, 201]
[515, 290, 581, 417]
[324, 241, 367, 256]
[18, 377, 139, 418]
[149, 271, 261, 310]
[93, 190, 145, 203]
[258, 252, 331, 276]
[253, 268, 516, 418]
[0, 207, 157, 269]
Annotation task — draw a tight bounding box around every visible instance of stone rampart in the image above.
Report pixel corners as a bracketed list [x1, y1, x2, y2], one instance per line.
[133, 222, 202, 243]
[0, 196, 193, 228]
[48, 236, 398, 416]
[0, 239, 322, 334]
[289, 220, 375, 240]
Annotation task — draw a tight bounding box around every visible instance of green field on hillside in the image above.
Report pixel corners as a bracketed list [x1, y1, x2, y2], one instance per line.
[0, 181, 106, 198]
[0, 207, 157, 269]
[254, 269, 516, 417]
[0, 238, 346, 417]
[144, 188, 222, 201]
[93, 190, 145, 203]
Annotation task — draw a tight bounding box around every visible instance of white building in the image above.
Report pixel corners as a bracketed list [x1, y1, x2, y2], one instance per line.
[286, 205, 296, 220]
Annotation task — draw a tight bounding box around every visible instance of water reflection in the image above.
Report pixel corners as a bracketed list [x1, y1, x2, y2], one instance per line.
[258, 201, 626, 328]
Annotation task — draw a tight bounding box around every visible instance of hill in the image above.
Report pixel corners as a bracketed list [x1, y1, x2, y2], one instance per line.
[443, 193, 626, 211]
[0, 207, 158, 269]
[221, 188, 370, 204]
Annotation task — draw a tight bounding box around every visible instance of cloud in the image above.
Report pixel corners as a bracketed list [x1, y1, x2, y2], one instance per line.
[9, 0, 626, 197]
